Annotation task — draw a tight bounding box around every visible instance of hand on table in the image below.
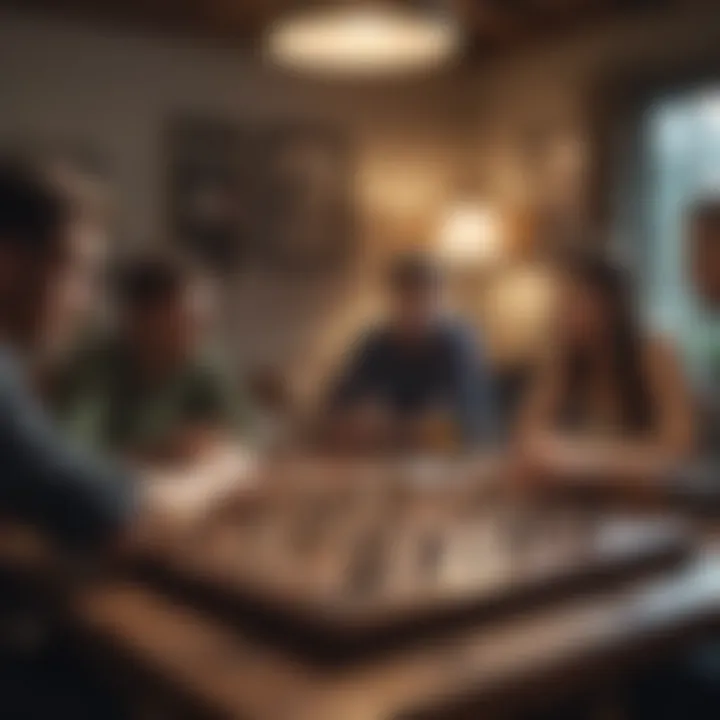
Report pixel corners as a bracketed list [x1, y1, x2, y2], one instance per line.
[144, 445, 261, 521]
[120, 445, 263, 556]
[512, 434, 608, 490]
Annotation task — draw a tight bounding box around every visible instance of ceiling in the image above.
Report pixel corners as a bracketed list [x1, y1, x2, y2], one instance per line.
[0, 0, 684, 55]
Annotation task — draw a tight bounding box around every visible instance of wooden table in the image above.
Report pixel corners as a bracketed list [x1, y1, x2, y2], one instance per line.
[3, 459, 720, 720]
[130, 490, 693, 661]
[73, 548, 720, 720]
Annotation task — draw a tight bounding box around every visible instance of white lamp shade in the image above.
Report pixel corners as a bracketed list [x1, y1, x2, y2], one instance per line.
[266, 5, 461, 77]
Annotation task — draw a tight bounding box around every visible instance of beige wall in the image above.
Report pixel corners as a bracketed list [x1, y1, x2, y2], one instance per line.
[1, 4, 720, 391]
[0, 10, 470, 393]
[465, 3, 720, 217]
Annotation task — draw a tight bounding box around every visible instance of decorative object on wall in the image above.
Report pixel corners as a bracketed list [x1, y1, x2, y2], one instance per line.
[255, 124, 354, 271]
[167, 119, 252, 271]
[519, 125, 588, 252]
[167, 118, 354, 273]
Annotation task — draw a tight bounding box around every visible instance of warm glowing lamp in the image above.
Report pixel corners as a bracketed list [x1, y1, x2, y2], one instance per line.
[437, 203, 503, 268]
[266, 4, 461, 77]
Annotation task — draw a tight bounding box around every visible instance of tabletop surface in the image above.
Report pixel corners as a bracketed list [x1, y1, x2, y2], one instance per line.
[4, 456, 720, 720]
[134, 480, 692, 656]
[75, 547, 720, 720]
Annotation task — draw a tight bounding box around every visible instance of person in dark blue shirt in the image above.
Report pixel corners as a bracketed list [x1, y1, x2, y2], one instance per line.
[0, 160, 137, 549]
[0, 159, 142, 717]
[328, 253, 493, 452]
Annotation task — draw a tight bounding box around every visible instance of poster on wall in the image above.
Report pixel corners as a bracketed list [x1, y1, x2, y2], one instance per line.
[166, 117, 354, 274]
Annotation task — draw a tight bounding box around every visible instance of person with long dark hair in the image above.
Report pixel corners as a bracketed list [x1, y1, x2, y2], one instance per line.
[517, 248, 694, 486]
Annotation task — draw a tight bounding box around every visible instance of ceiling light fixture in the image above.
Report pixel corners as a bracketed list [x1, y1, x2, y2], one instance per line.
[266, 3, 461, 77]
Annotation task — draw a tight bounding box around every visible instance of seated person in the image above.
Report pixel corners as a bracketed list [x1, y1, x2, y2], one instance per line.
[0, 160, 242, 718]
[625, 200, 720, 720]
[325, 253, 493, 453]
[516, 248, 694, 487]
[688, 197, 720, 450]
[52, 253, 246, 464]
[12, 154, 113, 395]
[691, 197, 720, 310]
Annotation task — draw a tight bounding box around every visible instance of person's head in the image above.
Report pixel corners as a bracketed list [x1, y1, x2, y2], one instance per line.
[553, 248, 636, 351]
[386, 253, 444, 337]
[688, 198, 720, 309]
[551, 247, 652, 431]
[0, 159, 106, 359]
[114, 253, 212, 369]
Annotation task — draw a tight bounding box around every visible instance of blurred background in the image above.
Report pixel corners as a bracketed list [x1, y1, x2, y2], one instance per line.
[1, 0, 719, 404]
[3, 5, 720, 719]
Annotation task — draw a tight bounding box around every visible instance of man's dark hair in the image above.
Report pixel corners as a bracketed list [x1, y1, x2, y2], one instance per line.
[0, 160, 69, 253]
[387, 253, 442, 293]
[114, 253, 198, 310]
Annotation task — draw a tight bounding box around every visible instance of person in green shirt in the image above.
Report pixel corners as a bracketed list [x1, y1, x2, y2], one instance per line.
[53, 252, 247, 463]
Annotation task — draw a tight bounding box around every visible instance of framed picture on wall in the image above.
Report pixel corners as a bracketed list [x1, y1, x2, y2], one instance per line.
[166, 117, 354, 274]
[255, 124, 354, 271]
[167, 118, 255, 271]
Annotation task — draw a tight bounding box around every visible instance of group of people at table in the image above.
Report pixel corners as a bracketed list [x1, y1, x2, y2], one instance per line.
[0, 156, 719, 716]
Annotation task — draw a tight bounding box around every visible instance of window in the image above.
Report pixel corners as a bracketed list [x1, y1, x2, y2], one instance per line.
[639, 88, 720, 387]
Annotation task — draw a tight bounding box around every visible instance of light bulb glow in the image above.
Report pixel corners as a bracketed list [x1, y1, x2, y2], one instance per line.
[438, 203, 503, 267]
[266, 5, 460, 76]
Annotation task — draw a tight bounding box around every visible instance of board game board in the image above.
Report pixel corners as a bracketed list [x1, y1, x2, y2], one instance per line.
[135, 462, 690, 661]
